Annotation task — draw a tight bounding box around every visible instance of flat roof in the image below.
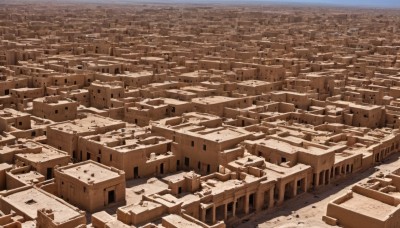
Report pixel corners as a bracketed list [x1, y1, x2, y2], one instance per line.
[122, 71, 152, 78]
[238, 80, 271, 86]
[59, 162, 121, 184]
[126, 178, 168, 205]
[201, 128, 249, 142]
[162, 98, 189, 105]
[265, 162, 311, 180]
[2, 188, 81, 222]
[163, 214, 203, 228]
[338, 192, 396, 220]
[33, 97, 76, 105]
[15, 145, 69, 162]
[258, 138, 300, 154]
[12, 171, 44, 184]
[121, 201, 162, 215]
[192, 96, 239, 105]
[49, 114, 124, 134]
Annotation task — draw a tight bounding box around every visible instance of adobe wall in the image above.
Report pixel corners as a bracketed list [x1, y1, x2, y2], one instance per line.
[352, 185, 400, 206]
[117, 202, 166, 226]
[36, 209, 86, 228]
[46, 128, 76, 155]
[0, 165, 12, 190]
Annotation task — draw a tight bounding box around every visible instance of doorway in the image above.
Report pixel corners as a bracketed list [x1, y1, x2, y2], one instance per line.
[160, 163, 164, 174]
[134, 166, 139, 179]
[108, 190, 115, 204]
[46, 168, 53, 179]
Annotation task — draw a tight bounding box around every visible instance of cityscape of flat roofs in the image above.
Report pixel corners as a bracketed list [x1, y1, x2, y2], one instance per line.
[1, 1, 400, 228]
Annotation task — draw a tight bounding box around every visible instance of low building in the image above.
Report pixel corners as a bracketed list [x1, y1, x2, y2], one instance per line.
[54, 160, 126, 212]
[46, 114, 126, 158]
[0, 186, 86, 227]
[324, 185, 400, 228]
[32, 95, 78, 122]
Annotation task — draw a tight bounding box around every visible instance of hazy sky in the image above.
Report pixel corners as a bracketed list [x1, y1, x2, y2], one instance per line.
[271, 0, 400, 8]
[44, 0, 400, 8]
[183, 0, 400, 8]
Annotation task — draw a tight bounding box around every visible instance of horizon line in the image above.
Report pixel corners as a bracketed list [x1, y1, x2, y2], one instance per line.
[1, 0, 400, 10]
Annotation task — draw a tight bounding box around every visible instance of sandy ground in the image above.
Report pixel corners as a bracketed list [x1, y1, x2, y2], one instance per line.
[239, 153, 400, 228]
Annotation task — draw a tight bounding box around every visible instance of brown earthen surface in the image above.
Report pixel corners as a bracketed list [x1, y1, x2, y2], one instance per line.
[0, 1, 400, 228]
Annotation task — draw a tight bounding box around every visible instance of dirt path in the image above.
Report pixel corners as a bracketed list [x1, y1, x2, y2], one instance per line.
[239, 154, 400, 228]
